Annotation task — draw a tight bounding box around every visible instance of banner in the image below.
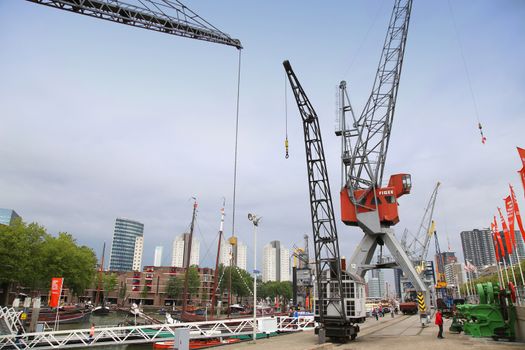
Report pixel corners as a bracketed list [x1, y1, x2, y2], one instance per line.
[518, 147, 525, 198]
[518, 147, 525, 167]
[504, 195, 516, 248]
[49, 277, 64, 308]
[494, 216, 506, 258]
[510, 184, 525, 243]
[498, 207, 513, 256]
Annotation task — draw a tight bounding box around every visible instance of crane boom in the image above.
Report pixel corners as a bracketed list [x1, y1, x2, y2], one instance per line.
[283, 60, 345, 322]
[26, 0, 242, 49]
[340, 0, 411, 192]
[284, 60, 364, 342]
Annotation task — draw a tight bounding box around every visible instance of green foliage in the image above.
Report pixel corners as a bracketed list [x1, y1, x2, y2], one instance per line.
[103, 273, 118, 293]
[460, 260, 525, 294]
[187, 265, 201, 298]
[218, 265, 253, 299]
[140, 284, 149, 299]
[0, 220, 97, 296]
[166, 276, 184, 299]
[259, 281, 292, 300]
[119, 282, 127, 300]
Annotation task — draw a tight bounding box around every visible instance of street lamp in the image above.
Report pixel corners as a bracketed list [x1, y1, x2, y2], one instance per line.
[248, 213, 261, 343]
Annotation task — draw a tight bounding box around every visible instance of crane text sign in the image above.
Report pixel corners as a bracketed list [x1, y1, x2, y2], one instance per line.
[49, 278, 64, 308]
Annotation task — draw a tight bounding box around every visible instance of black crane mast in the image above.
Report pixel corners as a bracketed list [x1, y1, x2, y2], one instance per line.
[284, 60, 359, 341]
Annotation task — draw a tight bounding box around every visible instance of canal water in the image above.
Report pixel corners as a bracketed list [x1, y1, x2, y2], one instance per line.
[57, 311, 161, 350]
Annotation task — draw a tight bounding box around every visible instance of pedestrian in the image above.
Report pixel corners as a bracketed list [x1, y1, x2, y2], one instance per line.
[374, 308, 379, 321]
[435, 309, 444, 339]
[378, 305, 383, 317]
[89, 323, 95, 343]
[391, 308, 394, 318]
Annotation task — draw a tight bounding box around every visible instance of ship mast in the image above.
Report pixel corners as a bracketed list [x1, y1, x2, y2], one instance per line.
[210, 199, 226, 319]
[181, 199, 198, 316]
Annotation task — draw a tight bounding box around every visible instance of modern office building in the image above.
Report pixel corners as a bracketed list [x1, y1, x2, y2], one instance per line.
[460, 229, 496, 268]
[435, 251, 457, 277]
[154, 246, 163, 267]
[0, 208, 21, 226]
[262, 240, 290, 282]
[444, 262, 466, 287]
[366, 269, 385, 298]
[108, 218, 145, 272]
[171, 233, 199, 268]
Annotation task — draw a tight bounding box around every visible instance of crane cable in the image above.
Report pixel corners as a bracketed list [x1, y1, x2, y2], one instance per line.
[447, 0, 486, 144]
[231, 49, 242, 238]
[284, 72, 289, 159]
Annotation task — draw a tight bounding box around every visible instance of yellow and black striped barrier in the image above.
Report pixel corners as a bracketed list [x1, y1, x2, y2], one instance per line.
[417, 292, 426, 313]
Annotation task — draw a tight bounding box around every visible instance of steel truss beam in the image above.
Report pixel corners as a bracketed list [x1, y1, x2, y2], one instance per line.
[26, 0, 242, 49]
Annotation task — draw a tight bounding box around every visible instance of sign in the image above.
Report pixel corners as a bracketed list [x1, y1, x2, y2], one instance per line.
[49, 277, 64, 308]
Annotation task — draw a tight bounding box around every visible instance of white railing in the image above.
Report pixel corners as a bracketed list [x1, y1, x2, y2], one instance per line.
[0, 307, 23, 334]
[0, 316, 316, 349]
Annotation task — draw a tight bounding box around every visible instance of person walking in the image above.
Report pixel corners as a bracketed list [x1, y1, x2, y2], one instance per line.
[435, 309, 444, 339]
[89, 323, 95, 343]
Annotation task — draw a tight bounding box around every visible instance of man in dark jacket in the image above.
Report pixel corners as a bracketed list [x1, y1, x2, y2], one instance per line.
[435, 309, 444, 339]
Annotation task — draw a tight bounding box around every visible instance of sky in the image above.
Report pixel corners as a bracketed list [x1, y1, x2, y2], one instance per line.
[1, 1, 524, 282]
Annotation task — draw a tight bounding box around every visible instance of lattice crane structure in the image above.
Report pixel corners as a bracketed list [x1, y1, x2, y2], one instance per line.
[335, 0, 431, 321]
[26, 0, 242, 49]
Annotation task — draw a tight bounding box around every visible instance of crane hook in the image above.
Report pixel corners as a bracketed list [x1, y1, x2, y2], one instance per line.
[285, 137, 289, 159]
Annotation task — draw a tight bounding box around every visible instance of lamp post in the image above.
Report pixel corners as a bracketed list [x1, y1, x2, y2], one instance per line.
[248, 213, 261, 343]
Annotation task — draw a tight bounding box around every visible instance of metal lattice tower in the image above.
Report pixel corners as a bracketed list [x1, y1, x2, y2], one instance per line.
[26, 0, 242, 49]
[410, 182, 440, 263]
[283, 60, 346, 323]
[338, 0, 412, 194]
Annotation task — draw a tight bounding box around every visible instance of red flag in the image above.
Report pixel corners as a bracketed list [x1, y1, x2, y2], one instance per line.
[49, 277, 64, 308]
[494, 216, 506, 258]
[510, 185, 525, 243]
[491, 223, 500, 262]
[498, 207, 513, 256]
[504, 196, 516, 248]
[520, 169, 525, 199]
[518, 147, 525, 167]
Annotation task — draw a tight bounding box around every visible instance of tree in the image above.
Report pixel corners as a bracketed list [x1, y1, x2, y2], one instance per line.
[166, 276, 184, 300]
[118, 282, 127, 306]
[103, 273, 118, 294]
[140, 284, 149, 299]
[187, 265, 201, 299]
[0, 220, 97, 301]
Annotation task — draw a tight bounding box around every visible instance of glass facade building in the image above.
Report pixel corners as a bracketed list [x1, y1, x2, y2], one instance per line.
[109, 218, 144, 272]
[0, 208, 21, 226]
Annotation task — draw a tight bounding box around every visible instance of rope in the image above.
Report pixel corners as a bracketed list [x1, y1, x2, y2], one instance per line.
[231, 49, 242, 237]
[284, 72, 289, 159]
[447, 0, 486, 143]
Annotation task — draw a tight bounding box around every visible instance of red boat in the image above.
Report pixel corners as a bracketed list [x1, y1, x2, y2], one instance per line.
[153, 338, 240, 349]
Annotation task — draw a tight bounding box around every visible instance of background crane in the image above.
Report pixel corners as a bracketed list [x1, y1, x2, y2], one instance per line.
[335, 0, 431, 322]
[26, 0, 242, 49]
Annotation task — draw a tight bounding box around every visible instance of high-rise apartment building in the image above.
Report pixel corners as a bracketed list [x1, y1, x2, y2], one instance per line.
[219, 238, 247, 270]
[154, 246, 163, 267]
[495, 231, 525, 265]
[0, 208, 21, 226]
[460, 229, 496, 268]
[109, 218, 144, 272]
[444, 262, 466, 287]
[171, 233, 199, 268]
[132, 236, 144, 271]
[262, 240, 290, 282]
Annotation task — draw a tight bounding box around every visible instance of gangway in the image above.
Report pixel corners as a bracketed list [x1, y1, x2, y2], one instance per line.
[0, 315, 315, 349]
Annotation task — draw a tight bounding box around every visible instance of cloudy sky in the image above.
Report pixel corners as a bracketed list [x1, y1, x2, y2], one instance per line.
[1, 1, 524, 280]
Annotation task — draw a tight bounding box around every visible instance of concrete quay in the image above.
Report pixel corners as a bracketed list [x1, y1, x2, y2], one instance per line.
[225, 315, 524, 350]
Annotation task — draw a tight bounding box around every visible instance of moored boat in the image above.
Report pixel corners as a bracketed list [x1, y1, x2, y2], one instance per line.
[153, 338, 241, 349]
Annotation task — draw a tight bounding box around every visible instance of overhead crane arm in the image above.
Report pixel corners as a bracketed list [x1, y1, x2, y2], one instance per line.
[26, 0, 242, 49]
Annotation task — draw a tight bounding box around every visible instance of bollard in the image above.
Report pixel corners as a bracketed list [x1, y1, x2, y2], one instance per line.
[318, 328, 326, 344]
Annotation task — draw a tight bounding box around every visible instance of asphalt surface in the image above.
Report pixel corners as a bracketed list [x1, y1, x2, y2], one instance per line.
[224, 314, 524, 350]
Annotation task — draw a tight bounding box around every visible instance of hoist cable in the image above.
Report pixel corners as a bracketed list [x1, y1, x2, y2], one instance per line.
[447, 0, 486, 143]
[231, 49, 242, 237]
[284, 72, 289, 159]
